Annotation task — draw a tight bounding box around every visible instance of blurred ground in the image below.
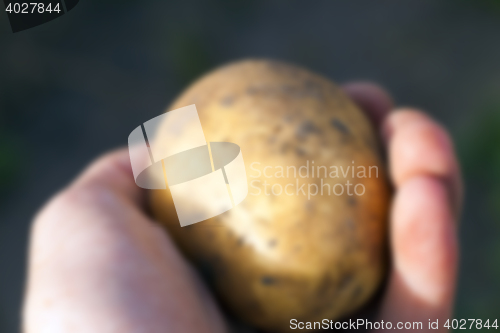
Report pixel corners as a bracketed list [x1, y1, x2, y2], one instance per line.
[1, 0, 500, 331]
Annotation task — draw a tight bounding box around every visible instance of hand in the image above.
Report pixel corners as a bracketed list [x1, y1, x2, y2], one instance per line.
[22, 83, 461, 333]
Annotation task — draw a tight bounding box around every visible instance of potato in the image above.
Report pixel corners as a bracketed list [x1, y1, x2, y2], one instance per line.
[150, 60, 390, 332]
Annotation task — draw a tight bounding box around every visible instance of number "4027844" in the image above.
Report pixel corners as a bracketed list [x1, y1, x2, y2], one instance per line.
[445, 319, 498, 330]
[5, 2, 61, 14]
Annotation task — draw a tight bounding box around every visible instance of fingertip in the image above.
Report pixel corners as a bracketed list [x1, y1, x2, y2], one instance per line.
[71, 148, 144, 205]
[383, 108, 463, 214]
[342, 81, 394, 128]
[381, 108, 431, 143]
[80, 149, 135, 183]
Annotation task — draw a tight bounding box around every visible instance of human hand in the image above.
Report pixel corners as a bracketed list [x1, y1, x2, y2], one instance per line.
[22, 83, 461, 333]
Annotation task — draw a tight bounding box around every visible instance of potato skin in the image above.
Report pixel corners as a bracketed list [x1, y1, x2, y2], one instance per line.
[150, 60, 390, 332]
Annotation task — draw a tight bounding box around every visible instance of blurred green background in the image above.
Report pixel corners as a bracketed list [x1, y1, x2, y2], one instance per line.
[0, 0, 499, 331]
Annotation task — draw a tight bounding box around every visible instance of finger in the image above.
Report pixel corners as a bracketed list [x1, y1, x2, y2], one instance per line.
[342, 81, 394, 128]
[29, 149, 154, 268]
[377, 176, 458, 331]
[383, 109, 463, 214]
[69, 148, 145, 207]
[377, 110, 460, 331]
[24, 150, 227, 333]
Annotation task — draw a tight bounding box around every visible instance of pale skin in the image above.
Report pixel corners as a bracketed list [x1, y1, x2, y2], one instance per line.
[23, 83, 462, 333]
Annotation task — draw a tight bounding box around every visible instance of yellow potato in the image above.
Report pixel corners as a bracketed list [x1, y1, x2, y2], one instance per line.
[150, 60, 390, 332]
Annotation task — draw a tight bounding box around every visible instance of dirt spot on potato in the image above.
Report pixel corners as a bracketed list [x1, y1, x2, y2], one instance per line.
[330, 118, 350, 135]
[220, 95, 235, 107]
[296, 120, 322, 141]
[261, 276, 277, 285]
